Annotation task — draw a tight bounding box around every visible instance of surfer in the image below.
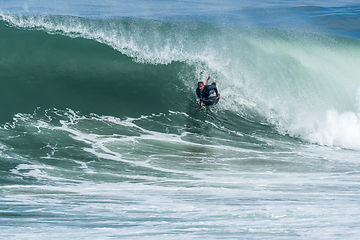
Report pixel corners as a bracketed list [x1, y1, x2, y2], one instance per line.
[196, 77, 220, 107]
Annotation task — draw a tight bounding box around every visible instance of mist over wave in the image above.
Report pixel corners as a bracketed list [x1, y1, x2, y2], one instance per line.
[1, 14, 360, 150]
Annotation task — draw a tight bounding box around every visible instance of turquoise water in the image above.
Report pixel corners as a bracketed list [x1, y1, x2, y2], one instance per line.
[1, 1, 360, 239]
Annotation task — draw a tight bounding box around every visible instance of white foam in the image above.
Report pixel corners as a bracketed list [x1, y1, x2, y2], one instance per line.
[10, 163, 65, 181]
[303, 109, 360, 150]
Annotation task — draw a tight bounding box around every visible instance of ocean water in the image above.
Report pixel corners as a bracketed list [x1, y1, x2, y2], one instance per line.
[1, 0, 360, 239]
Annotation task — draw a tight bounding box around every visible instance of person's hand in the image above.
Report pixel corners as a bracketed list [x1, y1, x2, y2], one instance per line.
[216, 93, 220, 99]
[200, 101, 205, 107]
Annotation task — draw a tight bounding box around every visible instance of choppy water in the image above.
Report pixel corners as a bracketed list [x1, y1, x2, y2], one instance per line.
[1, 1, 360, 239]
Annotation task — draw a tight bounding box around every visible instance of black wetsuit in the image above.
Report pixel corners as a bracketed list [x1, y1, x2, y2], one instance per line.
[196, 83, 219, 106]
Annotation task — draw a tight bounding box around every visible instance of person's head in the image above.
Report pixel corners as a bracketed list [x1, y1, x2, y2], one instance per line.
[198, 82, 205, 91]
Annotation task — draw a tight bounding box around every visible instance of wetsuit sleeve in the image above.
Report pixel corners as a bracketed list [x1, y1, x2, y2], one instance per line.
[196, 88, 201, 99]
[214, 87, 218, 95]
[196, 88, 204, 106]
[207, 84, 218, 94]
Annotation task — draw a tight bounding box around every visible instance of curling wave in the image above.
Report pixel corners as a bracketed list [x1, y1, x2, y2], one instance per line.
[1, 14, 360, 150]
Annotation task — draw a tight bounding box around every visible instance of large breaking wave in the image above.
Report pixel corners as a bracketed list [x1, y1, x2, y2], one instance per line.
[1, 14, 360, 150]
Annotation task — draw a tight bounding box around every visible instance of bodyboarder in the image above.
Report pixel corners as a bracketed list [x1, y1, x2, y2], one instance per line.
[196, 77, 220, 107]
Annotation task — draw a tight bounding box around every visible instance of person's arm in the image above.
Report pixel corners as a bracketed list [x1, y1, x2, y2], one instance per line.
[207, 84, 220, 99]
[214, 87, 220, 99]
[196, 89, 205, 106]
[196, 88, 201, 99]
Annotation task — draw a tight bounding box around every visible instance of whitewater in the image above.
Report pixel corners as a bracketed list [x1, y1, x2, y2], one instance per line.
[1, 0, 360, 239]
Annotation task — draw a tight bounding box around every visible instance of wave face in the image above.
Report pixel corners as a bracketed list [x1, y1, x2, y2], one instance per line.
[0, 18, 195, 121]
[1, 14, 360, 150]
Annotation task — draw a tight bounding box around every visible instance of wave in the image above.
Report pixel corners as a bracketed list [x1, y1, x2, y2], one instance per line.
[1, 14, 360, 150]
[0, 17, 198, 121]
